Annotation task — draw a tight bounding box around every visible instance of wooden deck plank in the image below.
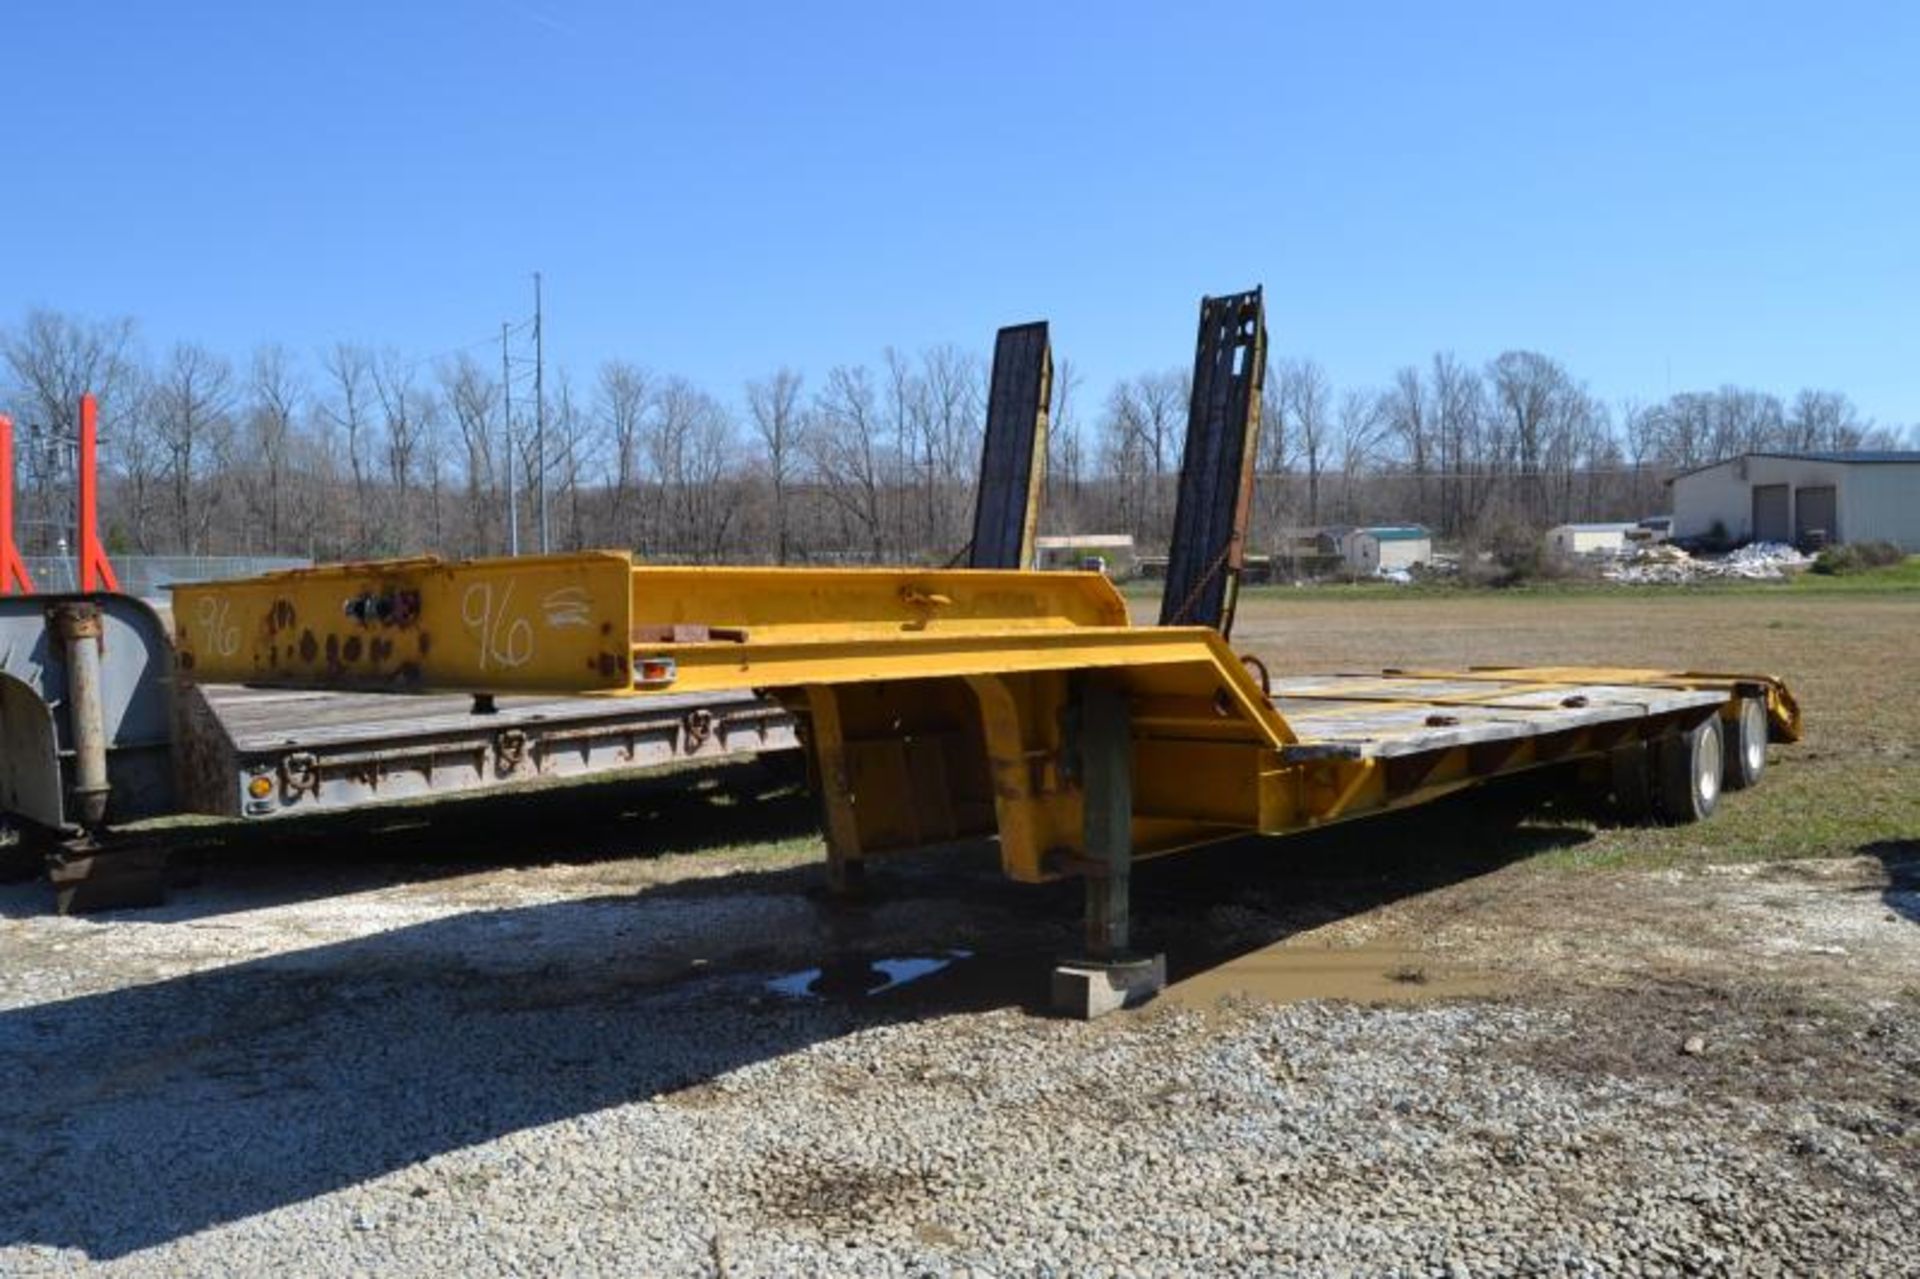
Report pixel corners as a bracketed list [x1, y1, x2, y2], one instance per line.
[198, 685, 765, 752]
[1270, 673, 1726, 759]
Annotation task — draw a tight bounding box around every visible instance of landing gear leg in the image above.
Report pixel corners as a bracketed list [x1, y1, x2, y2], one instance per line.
[1053, 680, 1164, 1018]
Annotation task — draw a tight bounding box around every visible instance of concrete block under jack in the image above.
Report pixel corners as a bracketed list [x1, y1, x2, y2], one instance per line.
[48, 847, 169, 915]
[1051, 954, 1167, 1019]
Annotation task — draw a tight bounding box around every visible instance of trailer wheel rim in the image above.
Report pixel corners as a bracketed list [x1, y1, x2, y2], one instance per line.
[1696, 722, 1723, 807]
[1741, 700, 1767, 775]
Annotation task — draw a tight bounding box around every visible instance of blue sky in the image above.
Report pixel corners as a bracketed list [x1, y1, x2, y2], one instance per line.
[6, 2, 1916, 425]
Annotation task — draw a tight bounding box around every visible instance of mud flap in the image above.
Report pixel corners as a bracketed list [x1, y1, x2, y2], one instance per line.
[0, 670, 65, 831]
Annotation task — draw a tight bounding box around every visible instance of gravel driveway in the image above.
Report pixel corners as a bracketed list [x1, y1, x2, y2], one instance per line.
[3, 799, 1915, 1277]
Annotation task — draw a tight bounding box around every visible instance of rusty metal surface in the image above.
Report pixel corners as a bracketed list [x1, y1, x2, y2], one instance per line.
[50, 603, 111, 827]
[171, 552, 636, 691]
[969, 322, 1052, 570]
[1159, 287, 1267, 634]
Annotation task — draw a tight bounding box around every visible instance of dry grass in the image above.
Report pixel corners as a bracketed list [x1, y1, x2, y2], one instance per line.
[1202, 588, 1920, 869]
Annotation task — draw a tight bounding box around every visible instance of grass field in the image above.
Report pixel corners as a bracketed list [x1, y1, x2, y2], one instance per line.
[1179, 572, 1920, 869]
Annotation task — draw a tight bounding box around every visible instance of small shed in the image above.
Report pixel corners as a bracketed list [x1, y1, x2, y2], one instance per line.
[1333, 526, 1432, 575]
[1271, 529, 1344, 579]
[1033, 534, 1135, 576]
[1547, 523, 1636, 557]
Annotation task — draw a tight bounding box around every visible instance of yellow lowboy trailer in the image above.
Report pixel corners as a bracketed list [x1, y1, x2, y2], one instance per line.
[173, 552, 1800, 1015]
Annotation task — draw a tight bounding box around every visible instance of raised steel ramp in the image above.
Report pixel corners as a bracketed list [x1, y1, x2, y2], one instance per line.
[969, 321, 1052, 571]
[1160, 287, 1267, 635]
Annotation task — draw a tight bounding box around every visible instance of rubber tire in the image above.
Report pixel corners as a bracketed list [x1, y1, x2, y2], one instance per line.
[1655, 716, 1724, 824]
[1608, 741, 1656, 823]
[1722, 697, 1768, 791]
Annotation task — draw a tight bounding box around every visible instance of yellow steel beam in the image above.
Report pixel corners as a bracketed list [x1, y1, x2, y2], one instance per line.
[172, 552, 637, 692]
[625, 625, 1294, 745]
[625, 564, 1128, 641]
[171, 554, 1131, 693]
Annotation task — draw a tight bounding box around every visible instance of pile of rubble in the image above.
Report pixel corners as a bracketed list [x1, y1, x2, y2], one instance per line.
[1602, 540, 1812, 584]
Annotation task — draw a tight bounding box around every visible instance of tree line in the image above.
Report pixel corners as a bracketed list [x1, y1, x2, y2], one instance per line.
[1, 307, 1909, 565]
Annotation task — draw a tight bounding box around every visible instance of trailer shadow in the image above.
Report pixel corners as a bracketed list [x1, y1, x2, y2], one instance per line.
[1860, 839, 1920, 924]
[14, 760, 829, 924]
[0, 777, 1592, 1259]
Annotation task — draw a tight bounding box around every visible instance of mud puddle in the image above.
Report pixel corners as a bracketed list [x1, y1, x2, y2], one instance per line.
[1165, 940, 1497, 1009]
[767, 949, 977, 1000]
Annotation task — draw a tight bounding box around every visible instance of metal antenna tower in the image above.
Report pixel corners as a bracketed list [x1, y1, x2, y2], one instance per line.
[533, 272, 548, 553]
[501, 321, 519, 556]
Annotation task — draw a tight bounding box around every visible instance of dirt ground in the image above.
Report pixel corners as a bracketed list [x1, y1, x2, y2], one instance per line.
[2, 584, 1916, 1273]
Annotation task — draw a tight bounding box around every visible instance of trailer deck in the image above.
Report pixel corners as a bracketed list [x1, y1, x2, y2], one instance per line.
[1269, 671, 1735, 758]
[175, 684, 796, 818]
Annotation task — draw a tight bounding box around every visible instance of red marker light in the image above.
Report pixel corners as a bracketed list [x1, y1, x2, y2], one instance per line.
[635, 657, 678, 687]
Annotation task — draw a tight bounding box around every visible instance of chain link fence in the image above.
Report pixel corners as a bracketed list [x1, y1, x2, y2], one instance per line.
[21, 556, 310, 600]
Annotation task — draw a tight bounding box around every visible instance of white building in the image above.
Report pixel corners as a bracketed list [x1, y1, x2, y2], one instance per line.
[1330, 526, 1432, 575]
[1033, 534, 1135, 575]
[1547, 523, 1637, 557]
[1668, 452, 1920, 549]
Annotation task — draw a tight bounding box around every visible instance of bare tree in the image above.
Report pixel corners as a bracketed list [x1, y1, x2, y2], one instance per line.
[10, 300, 1913, 567]
[1489, 350, 1574, 523]
[1279, 358, 1332, 525]
[151, 343, 236, 553]
[1785, 389, 1860, 452]
[1430, 351, 1485, 534]
[439, 353, 500, 553]
[920, 344, 983, 555]
[807, 365, 888, 560]
[648, 377, 737, 559]
[1250, 369, 1289, 549]
[681, 391, 738, 560]
[1709, 386, 1783, 457]
[1334, 389, 1387, 521]
[114, 375, 165, 552]
[1619, 398, 1663, 516]
[546, 369, 594, 550]
[1382, 365, 1430, 522]
[1047, 355, 1086, 525]
[245, 344, 304, 552]
[1, 309, 142, 551]
[371, 351, 433, 554]
[747, 367, 803, 563]
[595, 360, 652, 546]
[320, 343, 375, 553]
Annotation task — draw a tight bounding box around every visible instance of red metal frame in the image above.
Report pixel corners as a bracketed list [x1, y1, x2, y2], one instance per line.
[0, 412, 35, 594]
[77, 394, 119, 593]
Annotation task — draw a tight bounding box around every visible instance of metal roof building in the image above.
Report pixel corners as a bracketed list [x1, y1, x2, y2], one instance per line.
[1667, 451, 1920, 549]
[1322, 525, 1433, 574]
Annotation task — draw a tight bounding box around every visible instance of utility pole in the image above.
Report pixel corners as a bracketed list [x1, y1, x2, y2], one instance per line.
[533, 271, 548, 553]
[502, 321, 519, 556]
